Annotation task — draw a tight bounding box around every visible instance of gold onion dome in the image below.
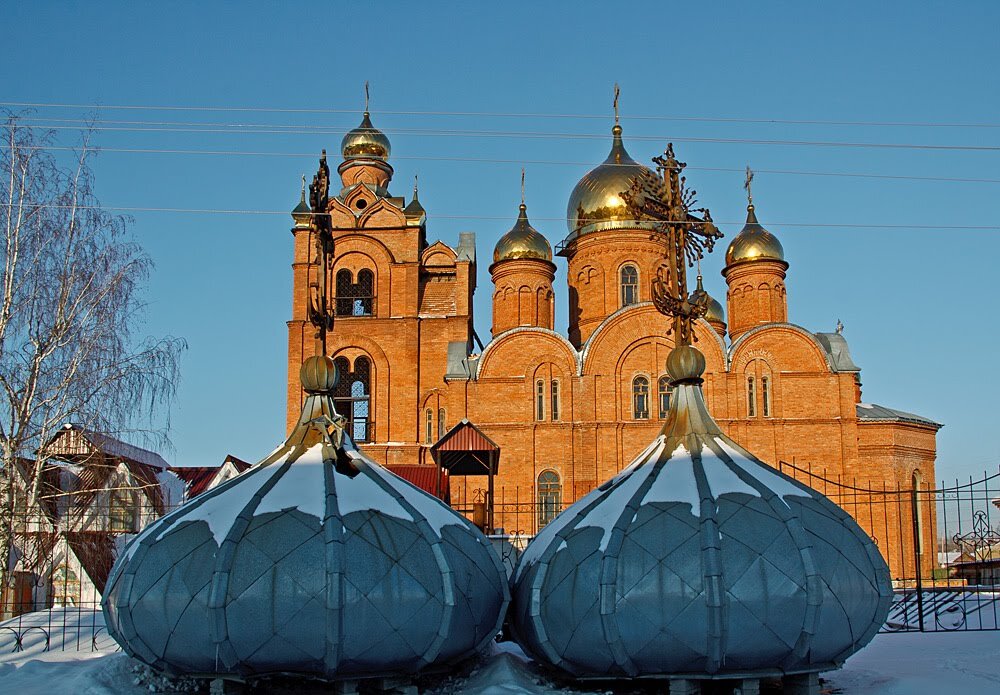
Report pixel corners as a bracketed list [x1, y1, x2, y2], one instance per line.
[493, 203, 552, 263]
[725, 204, 785, 266]
[341, 111, 391, 160]
[566, 124, 655, 234]
[706, 294, 725, 324]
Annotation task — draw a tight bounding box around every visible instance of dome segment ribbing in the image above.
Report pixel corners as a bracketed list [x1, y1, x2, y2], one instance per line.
[103, 356, 508, 680]
[510, 345, 891, 679]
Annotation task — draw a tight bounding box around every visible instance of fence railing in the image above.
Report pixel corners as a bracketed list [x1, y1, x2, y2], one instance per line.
[7, 462, 1000, 654]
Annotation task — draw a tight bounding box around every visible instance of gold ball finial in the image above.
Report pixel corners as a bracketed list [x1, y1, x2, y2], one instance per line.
[666, 345, 706, 383]
[300, 356, 339, 394]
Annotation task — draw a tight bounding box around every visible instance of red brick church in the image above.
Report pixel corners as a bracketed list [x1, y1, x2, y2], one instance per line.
[284, 109, 940, 577]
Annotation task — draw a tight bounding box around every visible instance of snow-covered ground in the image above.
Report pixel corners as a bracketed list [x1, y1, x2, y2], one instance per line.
[3, 609, 1000, 693]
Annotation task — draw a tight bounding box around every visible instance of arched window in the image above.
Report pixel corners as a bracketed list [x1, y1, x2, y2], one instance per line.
[761, 376, 771, 417]
[334, 355, 372, 441]
[535, 380, 545, 421]
[658, 376, 673, 418]
[109, 490, 135, 532]
[632, 376, 650, 419]
[51, 566, 80, 607]
[335, 268, 375, 317]
[620, 265, 639, 307]
[747, 376, 756, 417]
[425, 408, 433, 444]
[550, 380, 560, 422]
[438, 408, 447, 439]
[537, 470, 561, 528]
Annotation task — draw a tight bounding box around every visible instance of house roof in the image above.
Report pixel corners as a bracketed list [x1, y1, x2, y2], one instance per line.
[53, 425, 169, 470]
[169, 466, 222, 498]
[857, 403, 942, 429]
[385, 465, 450, 501]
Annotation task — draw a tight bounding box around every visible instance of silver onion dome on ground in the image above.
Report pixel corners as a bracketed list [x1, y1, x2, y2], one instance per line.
[102, 356, 509, 680]
[510, 344, 891, 679]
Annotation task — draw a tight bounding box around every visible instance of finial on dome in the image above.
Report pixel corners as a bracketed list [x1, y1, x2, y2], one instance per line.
[520, 167, 525, 205]
[744, 164, 754, 208]
[413, 173, 419, 199]
[300, 355, 339, 394]
[364, 80, 370, 114]
[613, 83, 621, 125]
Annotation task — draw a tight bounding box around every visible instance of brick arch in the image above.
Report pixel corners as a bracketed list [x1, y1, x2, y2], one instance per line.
[581, 303, 725, 377]
[357, 196, 406, 228]
[729, 323, 835, 373]
[477, 328, 578, 379]
[327, 334, 390, 440]
[421, 241, 457, 267]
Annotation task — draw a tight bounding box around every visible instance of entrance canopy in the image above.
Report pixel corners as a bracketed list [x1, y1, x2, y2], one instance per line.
[430, 419, 500, 476]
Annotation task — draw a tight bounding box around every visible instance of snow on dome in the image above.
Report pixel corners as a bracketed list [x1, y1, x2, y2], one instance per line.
[510, 345, 892, 680]
[102, 356, 508, 681]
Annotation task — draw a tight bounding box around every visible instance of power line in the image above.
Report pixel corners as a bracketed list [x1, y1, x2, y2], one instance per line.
[5, 100, 1000, 129]
[4, 143, 999, 185]
[10, 121, 1000, 153]
[2, 202, 996, 230]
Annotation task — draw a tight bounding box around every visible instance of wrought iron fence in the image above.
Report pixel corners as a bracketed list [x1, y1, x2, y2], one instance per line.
[8, 462, 1000, 655]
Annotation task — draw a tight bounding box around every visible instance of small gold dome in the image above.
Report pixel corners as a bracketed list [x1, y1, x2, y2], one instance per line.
[494, 204, 552, 263]
[705, 294, 725, 324]
[725, 204, 785, 266]
[566, 125, 655, 234]
[341, 111, 391, 160]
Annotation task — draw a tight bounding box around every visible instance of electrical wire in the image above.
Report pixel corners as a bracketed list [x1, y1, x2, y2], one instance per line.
[5, 100, 1000, 129]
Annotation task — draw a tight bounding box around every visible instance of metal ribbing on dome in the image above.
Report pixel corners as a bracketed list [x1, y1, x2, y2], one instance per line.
[510, 363, 892, 679]
[103, 357, 508, 681]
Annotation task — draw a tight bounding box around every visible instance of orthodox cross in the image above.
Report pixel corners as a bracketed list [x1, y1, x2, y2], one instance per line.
[307, 150, 334, 354]
[620, 143, 723, 346]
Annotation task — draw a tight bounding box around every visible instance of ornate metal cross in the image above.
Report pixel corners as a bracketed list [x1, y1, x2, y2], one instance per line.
[620, 143, 723, 346]
[307, 150, 335, 354]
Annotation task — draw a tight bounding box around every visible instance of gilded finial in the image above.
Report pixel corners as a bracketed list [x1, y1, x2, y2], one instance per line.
[613, 83, 621, 125]
[520, 167, 526, 205]
[364, 80, 370, 114]
[300, 174, 306, 202]
[413, 173, 419, 198]
[744, 165, 754, 207]
[836, 319, 844, 335]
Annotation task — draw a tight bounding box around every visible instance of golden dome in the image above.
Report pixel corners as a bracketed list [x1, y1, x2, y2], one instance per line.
[706, 294, 725, 324]
[566, 124, 655, 234]
[341, 111, 391, 160]
[725, 204, 785, 266]
[493, 203, 552, 263]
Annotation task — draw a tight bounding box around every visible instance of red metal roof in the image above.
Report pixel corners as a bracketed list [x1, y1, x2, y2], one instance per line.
[169, 466, 221, 498]
[385, 465, 450, 502]
[430, 419, 499, 452]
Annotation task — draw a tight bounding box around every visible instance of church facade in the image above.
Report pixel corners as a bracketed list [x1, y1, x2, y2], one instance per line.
[284, 111, 940, 579]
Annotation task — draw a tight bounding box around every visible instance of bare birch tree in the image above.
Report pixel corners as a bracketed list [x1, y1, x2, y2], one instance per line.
[0, 113, 185, 597]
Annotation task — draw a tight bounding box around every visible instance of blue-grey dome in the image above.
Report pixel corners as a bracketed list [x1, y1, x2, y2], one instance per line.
[510, 346, 891, 679]
[103, 357, 508, 680]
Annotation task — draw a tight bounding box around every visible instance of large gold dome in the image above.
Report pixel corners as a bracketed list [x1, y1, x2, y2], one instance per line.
[565, 124, 655, 235]
[494, 203, 552, 263]
[725, 204, 785, 266]
[341, 111, 391, 160]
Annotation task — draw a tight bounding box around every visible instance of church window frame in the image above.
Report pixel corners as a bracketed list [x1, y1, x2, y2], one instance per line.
[438, 408, 447, 439]
[335, 267, 375, 317]
[535, 379, 545, 421]
[632, 375, 650, 420]
[761, 375, 771, 417]
[550, 380, 560, 422]
[620, 264, 639, 307]
[537, 469, 562, 529]
[425, 408, 433, 444]
[333, 355, 373, 442]
[657, 376, 673, 419]
[747, 376, 756, 417]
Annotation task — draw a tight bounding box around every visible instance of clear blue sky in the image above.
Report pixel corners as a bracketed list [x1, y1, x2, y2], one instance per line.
[1, 2, 997, 483]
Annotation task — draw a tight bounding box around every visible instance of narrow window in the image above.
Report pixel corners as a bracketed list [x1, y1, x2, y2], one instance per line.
[335, 269, 353, 316]
[535, 380, 545, 420]
[762, 376, 771, 417]
[537, 470, 562, 528]
[551, 380, 560, 422]
[747, 376, 756, 417]
[632, 376, 650, 419]
[620, 265, 639, 307]
[438, 408, 447, 439]
[658, 376, 673, 418]
[355, 269, 374, 316]
[334, 356, 372, 441]
[50, 566, 80, 608]
[109, 490, 135, 532]
[425, 408, 433, 444]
